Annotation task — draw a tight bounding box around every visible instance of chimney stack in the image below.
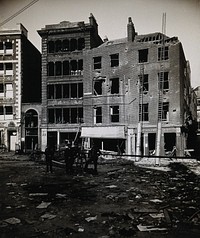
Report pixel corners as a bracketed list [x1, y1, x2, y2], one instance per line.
[127, 17, 135, 42]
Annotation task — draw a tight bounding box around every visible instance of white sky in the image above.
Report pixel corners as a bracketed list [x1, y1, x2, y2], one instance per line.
[0, 0, 199, 88]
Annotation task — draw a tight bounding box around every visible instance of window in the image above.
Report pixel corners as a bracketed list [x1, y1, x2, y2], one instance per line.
[48, 109, 54, 123]
[5, 106, 12, 115]
[110, 106, 119, 122]
[158, 46, 169, 61]
[63, 84, 69, 98]
[71, 84, 78, 98]
[139, 49, 148, 63]
[71, 39, 77, 51]
[78, 83, 83, 98]
[5, 42, 12, 49]
[0, 106, 3, 115]
[63, 108, 70, 123]
[0, 84, 3, 93]
[197, 99, 200, 106]
[158, 72, 169, 91]
[48, 41, 54, 53]
[47, 85, 54, 99]
[55, 40, 62, 52]
[63, 61, 70, 75]
[63, 39, 69, 52]
[55, 84, 62, 99]
[56, 108, 62, 123]
[78, 38, 85, 50]
[5, 63, 12, 70]
[48, 62, 54, 76]
[95, 107, 102, 123]
[139, 74, 149, 92]
[110, 78, 119, 94]
[0, 63, 3, 71]
[110, 54, 119, 67]
[94, 80, 102, 95]
[94, 56, 102, 69]
[139, 103, 149, 121]
[162, 102, 169, 121]
[55, 62, 62, 76]
[0, 42, 3, 50]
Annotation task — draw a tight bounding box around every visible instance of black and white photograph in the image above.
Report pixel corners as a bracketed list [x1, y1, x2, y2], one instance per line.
[0, 0, 200, 237]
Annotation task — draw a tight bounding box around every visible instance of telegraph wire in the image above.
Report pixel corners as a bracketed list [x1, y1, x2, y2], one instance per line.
[0, 0, 39, 27]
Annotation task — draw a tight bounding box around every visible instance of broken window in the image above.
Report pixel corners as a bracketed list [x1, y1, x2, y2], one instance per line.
[55, 40, 62, 52]
[63, 61, 70, 75]
[158, 72, 169, 91]
[110, 54, 119, 67]
[63, 84, 69, 98]
[47, 85, 54, 99]
[139, 103, 149, 121]
[78, 38, 85, 50]
[158, 46, 169, 61]
[5, 63, 12, 70]
[94, 80, 102, 95]
[71, 83, 78, 98]
[48, 62, 54, 76]
[110, 106, 119, 122]
[71, 108, 77, 123]
[139, 74, 149, 92]
[56, 108, 62, 123]
[70, 60, 77, 74]
[94, 107, 102, 124]
[48, 109, 54, 123]
[94, 56, 102, 69]
[55, 61, 62, 76]
[110, 78, 119, 94]
[5, 106, 12, 115]
[78, 108, 83, 123]
[78, 83, 83, 98]
[5, 42, 12, 49]
[48, 41, 54, 53]
[55, 84, 62, 99]
[0, 84, 3, 93]
[70, 39, 77, 51]
[0, 106, 3, 115]
[63, 39, 69, 52]
[139, 49, 148, 63]
[0, 63, 3, 71]
[78, 60, 83, 71]
[0, 42, 3, 50]
[63, 108, 70, 123]
[162, 102, 169, 121]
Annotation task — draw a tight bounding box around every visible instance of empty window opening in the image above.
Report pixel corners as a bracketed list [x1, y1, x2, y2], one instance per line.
[94, 80, 102, 95]
[63, 39, 69, 51]
[63, 108, 70, 123]
[162, 102, 169, 121]
[0, 42, 3, 50]
[55, 61, 62, 76]
[48, 62, 54, 76]
[70, 39, 77, 51]
[0, 63, 3, 71]
[110, 78, 119, 94]
[148, 133, 156, 151]
[158, 46, 169, 61]
[5, 106, 12, 115]
[47, 85, 54, 99]
[78, 60, 83, 71]
[139, 74, 149, 92]
[71, 83, 78, 98]
[110, 106, 119, 122]
[164, 133, 176, 152]
[139, 49, 148, 63]
[63, 61, 70, 75]
[48, 41, 55, 53]
[55, 40, 62, 52]
[48, 109, 55, 123]
[70, 60, 77, 74]
[139, 103, 149, 121]
[94, 56, 102, 69]
[56, 108, 62, 123]
[55, 84, 62, 99]
[94, 107, 102, 124]
[110, 54, 119, 67]
[5, 63, 12, 70]
[0, 84, 4, 93]
[78, 83, 83, 98]
[78, 108, 83, 123]
[158, 72, 169, 91]
[63, 84, 69, 98]
[71, 108, 78, 123]
[5, 42, 12, 49]
[78, 38, 85, 50]
[0, 106, 3, 115]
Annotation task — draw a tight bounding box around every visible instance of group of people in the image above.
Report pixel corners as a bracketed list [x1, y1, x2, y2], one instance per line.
[44, 141, 101, 174]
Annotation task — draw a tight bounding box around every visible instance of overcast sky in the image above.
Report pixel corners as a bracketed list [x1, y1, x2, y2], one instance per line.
[0, 0, 199, 88]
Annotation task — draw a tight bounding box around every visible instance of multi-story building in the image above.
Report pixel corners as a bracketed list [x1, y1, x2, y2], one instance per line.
[193, 86, 200, 155]
[38, 14, 103, 151]
[0, 24, 41, 151]
[38, 14, 195, 156]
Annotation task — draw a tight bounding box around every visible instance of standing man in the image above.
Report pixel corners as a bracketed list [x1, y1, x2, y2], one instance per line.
[45, 144, 54, 173]
[85, 143, 101, 174]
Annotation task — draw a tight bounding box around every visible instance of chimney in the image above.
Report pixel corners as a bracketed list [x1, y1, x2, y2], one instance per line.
[127, 17, 135, 42]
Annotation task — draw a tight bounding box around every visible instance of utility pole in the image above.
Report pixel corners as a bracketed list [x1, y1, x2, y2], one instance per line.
[155, 13, 166, 165]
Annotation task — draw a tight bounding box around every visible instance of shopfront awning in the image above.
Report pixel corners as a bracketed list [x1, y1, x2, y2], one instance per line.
[81, 126, 125, 139]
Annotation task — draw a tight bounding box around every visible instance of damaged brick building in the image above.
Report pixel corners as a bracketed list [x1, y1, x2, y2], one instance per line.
[38, 14, 195, 156]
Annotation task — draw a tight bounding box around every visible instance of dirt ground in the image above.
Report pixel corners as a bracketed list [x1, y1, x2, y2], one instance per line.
[0, 153, 200, 238]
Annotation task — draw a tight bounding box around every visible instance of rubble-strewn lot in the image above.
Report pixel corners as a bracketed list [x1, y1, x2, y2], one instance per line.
[0, 153, 200, 237]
